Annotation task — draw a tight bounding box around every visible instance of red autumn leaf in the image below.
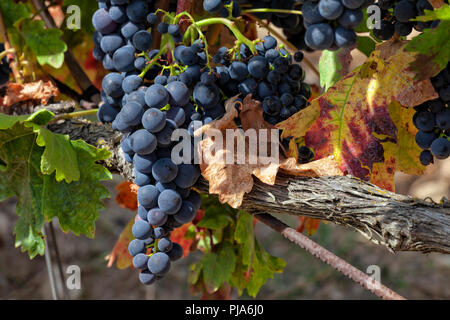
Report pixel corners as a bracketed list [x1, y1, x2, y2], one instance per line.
[0, 80, 59, 108]
[277, 40, 438, 191]
[170, 222, 194, 258]
[106, 217, 134, 269]
[115, 181, 138, 211]
[297, 217, 322, 235]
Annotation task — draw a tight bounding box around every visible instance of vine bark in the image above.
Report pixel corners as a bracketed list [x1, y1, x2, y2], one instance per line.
[48, 116, 450, 255]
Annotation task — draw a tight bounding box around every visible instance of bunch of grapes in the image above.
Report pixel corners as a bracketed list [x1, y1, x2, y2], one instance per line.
[414, 62, 450, 165]
[299, 0, 372, 50]
[0, 43, 11, 86]
[93, 0, 315, 285]
[372, 0, 439, 40]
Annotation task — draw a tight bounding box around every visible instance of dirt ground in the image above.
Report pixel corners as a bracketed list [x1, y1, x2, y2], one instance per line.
[0, 158, 449, 300]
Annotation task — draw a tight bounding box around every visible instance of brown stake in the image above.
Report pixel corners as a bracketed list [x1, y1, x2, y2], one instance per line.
[254, 213, 407, 300]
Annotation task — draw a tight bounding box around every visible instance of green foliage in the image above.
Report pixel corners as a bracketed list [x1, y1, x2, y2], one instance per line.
[0, 0, 30, 28]
[319, 50, 346, 91]
[189, 200, 285, 298]
[231, 212, 285, 297]
[21, 19, 67, 69]
[0, 0, 67, 68]
[0, 110, 112, 258]
[407, 4, 450, 79]
[319, 49, 353, 91]
[356, 36, 376, 57]
[414, 4, 450, 21]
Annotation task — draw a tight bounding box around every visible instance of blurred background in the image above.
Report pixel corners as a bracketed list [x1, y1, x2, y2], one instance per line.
[0, 158, 449, 300]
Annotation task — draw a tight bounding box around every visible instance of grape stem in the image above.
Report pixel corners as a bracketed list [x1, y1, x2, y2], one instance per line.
[49, 109, 99, 124]
[242, 8, 303, 16]
[139, 48, 166, 78]
[194, 17, 256, 53]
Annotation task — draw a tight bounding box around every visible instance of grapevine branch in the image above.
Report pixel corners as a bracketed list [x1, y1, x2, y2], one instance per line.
[46, 115, 450, 255]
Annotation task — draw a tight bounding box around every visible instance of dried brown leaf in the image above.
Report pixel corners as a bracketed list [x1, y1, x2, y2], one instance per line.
[0, 80, 59, 108]
[196, 96, 342, 208]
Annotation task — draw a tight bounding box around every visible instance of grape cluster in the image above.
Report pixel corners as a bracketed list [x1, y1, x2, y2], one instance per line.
[93, 0, 201, 286]
[300, 0, 373, 50]
[372, 0, 439, 41]
[414, 63, 450, 165]
[0, 43, 11, 86]
[93, 0, 315, 284]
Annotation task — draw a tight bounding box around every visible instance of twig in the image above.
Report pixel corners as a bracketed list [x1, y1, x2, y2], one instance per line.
[243, 13, 320, 77]
[49, 109, 99, 124]
[253, 213, 406, 300]
[42, 225, 58, 300]
[0, 8, 23, 83]
[49, 221, 69, 300]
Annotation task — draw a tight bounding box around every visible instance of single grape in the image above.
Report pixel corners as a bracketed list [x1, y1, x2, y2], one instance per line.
[132, 220, 153, 240]
[147, 208, 169, 226]
[419, 150, 434, 166]
[304, 23, 334, 50]
[173, 201, 197, 224]
[158, 237, 173, 252]
[129, 129, 157, 155]
[145, 84, 170, 108]
[142, 108, 166, 133]
[430, 137, 450, 159]
[139, 269, 157, 285]
[147, 252, 171, 275]
[132, 30, 152, 52]
[415, 131, 437, 149]
[174, 164, 201, 189]
[152, 158, 179, 183]
[128, 239, 146, 256]
[436, 109, 450, 130]
[394, 0, 417, 23]
[158, 189, 182, 214]
[133, 253, 149, 269]
[137, 184, 160, 209]
[134, 153, 157, 174]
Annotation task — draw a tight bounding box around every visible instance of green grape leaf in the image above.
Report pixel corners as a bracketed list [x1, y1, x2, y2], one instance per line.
[407, 5, 450, 79]
[0, 110, 112, 258]
[0, 127, 46, 258]
[319, 48, 352, 91]
[0, 0, 30, 29]
[21, 19, 67, 69]
[29, 125, 80, 183]
[246, 241, 285, 297]
[234, 211, 254, 266]
[414, 4, 450, 21]
[357, 36, 377, 57]
[42, 140, 111, 237]
[201, 242, 236, 292]
[196, 205, 233, 230]
[232, 211, 285, 297]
